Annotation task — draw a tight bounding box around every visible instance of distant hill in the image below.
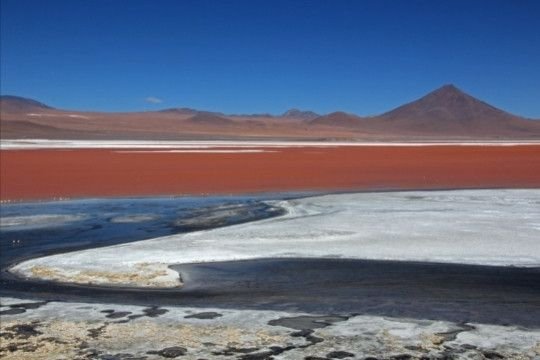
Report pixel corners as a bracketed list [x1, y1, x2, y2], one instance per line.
[310, 111, 366, 128]
[158, 107, 199, 115]
[1, 86, 539, 140]
[0, 95, 53, 113]
[373, 84, 540, 136]
[186, 112, 234, 126]
[281, 109, 320, 120]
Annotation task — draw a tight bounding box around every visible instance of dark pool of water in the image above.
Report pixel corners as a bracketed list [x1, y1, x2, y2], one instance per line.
[0, 193, 296, 300]
[174, 258, 540, 327]
[0, 194, 296, 266]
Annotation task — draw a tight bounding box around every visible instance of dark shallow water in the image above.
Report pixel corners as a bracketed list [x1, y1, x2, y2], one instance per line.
[1, 195, 539, 327]
[175, 258, 540, 327]
[0, 194, 295, 266]
[0, 194, 293, 299]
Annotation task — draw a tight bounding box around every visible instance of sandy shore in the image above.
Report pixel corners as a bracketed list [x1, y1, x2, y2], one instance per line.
[1, 143, 539, 201]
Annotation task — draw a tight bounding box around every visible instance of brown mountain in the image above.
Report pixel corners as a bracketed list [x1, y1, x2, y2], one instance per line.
[373, 84, 540, 136]
[0, 95, 53, 113]
[1, 86, 539, 140]
[158, 107, 199, 115]
[310, 111, 367, 128]
[186, 112, 235, 126]
[282, 109, 320, 120]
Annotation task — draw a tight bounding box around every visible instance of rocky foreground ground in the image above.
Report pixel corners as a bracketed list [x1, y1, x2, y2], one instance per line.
[1, 297, 539, 360]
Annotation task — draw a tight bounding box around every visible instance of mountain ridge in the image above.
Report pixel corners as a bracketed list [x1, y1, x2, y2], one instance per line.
[2, 85, 539, 140]
[1, 86, 537, 120]
[0, 95, 54, 112]
[281, 109, 320, 120]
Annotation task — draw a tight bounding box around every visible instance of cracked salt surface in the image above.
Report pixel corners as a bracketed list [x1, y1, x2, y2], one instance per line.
[10, 189, 540, 288]
[1, 297, 539, 359]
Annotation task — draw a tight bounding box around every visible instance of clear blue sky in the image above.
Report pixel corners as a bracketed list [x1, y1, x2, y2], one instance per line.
[1, 0, 539, 117]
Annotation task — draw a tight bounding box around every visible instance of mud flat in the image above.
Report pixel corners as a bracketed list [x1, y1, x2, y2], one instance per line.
[1, 143, 539, 201]
[1, 297, 539, 360]
[10, 189, 540, 288]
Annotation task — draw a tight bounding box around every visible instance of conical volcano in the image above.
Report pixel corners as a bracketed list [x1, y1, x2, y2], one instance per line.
[374, 84, 540, 136]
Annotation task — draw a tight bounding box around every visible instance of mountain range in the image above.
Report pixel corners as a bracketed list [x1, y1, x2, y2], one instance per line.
[1, 85, 539, 140]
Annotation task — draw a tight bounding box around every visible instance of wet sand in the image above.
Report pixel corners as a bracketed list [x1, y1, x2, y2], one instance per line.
[1, 144, 539, 201]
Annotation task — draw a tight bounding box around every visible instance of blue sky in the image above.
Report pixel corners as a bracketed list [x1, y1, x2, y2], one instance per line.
[1, 0, 539, 117]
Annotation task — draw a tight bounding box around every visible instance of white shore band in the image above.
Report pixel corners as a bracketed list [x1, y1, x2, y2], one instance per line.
[2, 139, 540, 150]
